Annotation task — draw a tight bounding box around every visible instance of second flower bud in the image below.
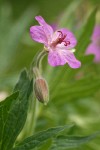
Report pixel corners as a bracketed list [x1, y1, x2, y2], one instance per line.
[34, 77, 49, 105]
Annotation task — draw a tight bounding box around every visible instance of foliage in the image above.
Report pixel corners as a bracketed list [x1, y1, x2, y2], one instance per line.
[0, 0, 100, 150]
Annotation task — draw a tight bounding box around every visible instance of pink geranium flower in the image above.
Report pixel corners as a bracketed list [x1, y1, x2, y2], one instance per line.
[86, 25, 100, 63]
[30, 16, 81, 68]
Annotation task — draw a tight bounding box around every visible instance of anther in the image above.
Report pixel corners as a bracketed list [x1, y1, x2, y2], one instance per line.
[57, 31, 67, 43]
[64, 41, 70, 46]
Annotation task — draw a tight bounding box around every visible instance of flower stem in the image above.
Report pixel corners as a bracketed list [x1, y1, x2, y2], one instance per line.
[35, 50, 47, 69]
[30, 50, 47, 75]
[16, 50, 47, 141]
[29, 96, 39, 134]
[29, 50, 47, 133]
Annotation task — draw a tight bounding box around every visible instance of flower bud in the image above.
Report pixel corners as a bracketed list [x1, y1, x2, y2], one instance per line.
[34, 78, 49, 105]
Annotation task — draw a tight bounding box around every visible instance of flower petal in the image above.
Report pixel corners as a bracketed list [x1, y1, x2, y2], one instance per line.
[35, 16, 53, 43]
[92, 25, 100, 41]
[30, 25, 48, 46]
[65, 50, 81, 68]
[57, 28, 77, 49]
[48, 49, 67, 67]
[86, 43, 100, 63]
[48, 48, 81, 68]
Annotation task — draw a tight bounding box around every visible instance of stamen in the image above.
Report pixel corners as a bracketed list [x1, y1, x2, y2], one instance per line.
[64, 41, 70, 46]
[57, 31, 70, 46]
[58, 31, 66, 41]
[58, 31, 63, 38]
[51, 31, 71, 48]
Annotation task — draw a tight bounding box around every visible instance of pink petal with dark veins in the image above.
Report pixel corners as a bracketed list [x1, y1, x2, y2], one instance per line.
[35, 16, 53, 43]
[30, 25, 48, 46]
[48, 48, 81, 68]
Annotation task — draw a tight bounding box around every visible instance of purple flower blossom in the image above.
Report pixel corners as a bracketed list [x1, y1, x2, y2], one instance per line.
[30, 16, 81, 68]
[86, 25, 100, 63]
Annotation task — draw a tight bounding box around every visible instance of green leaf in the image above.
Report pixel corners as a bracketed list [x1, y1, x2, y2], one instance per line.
[52, 76, 100, 104]
[50, 132, 100, 150]
[0, 69, 33, 150]
[13, 69, 31, 94]
[76, 8, 97, 56]
[0, 92, 19, 146]
[12, 125, 73, 150]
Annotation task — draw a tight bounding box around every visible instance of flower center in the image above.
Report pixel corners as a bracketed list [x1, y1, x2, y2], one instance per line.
[50, 31, 70, 48]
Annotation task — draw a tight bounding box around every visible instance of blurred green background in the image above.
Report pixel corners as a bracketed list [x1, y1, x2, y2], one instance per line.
[0, 0, 100, 149]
